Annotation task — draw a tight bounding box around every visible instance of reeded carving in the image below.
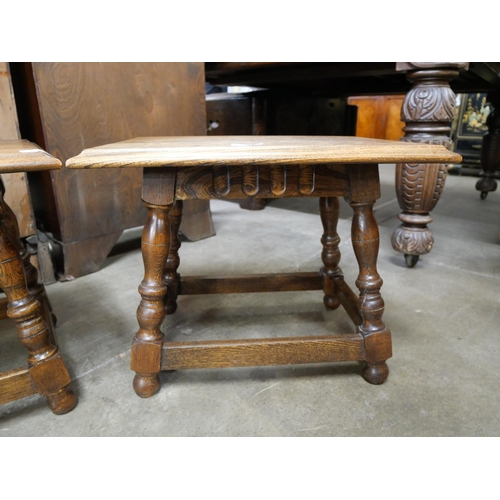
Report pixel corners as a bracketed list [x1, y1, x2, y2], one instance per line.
[299, 165, 315, 194]
[270, 166, 286, 195]
[242, 165, 259, 195]
[213, 166, 230, 196]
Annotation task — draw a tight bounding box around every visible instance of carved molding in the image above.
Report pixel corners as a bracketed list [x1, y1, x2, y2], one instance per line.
[391, 225, 434, 255]
[401, 85, 456, 123]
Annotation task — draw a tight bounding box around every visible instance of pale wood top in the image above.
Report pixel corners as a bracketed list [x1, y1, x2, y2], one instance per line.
[66, 136, 462, 169]
[0, 140, 62, 173]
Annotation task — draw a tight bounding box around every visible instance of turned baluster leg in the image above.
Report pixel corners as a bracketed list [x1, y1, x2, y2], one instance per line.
[164, 200, 183, 315]
[476, 92, 500, 200]
[0, 191, 76, 414]
[350, 200, 392, 384]
[0, 180, 56, 343]
[131, 203, 171, 398]
[392, 63, 468, 267]
[319, 196, 341, 309]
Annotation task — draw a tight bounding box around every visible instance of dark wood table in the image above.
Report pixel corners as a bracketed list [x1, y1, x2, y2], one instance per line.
[67, 135, 461, 398]
[0, 140, 76, 414]
[205, 62, 500, 267]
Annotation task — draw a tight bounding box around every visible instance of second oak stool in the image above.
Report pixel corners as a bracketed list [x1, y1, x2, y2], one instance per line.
[67, 136, 461, 398]
[0, 140, 76, 414]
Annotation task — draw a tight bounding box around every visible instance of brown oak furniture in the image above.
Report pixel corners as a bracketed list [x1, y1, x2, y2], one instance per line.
[9, 62, 214, 281]
[67, 136, 461, 398]
[0, 140, 76, 414]
[206, 62, 500, 267]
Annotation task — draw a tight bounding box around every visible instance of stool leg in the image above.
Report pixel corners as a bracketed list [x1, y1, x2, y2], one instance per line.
[0, 188, 57, 343]
[0, 198, 76, 414]
[350, 201, 392, 384]
[132, 203, 171, 398]
[164, 200, 183, 315]
[319, 196, 341, 309]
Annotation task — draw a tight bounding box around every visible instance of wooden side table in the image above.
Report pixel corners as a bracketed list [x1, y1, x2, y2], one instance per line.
[67, 136, 461, 398]
[0, 140, 76, 415]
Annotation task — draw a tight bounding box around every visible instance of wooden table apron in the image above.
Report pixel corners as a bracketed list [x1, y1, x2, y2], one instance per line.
[130, 161, 392, 397]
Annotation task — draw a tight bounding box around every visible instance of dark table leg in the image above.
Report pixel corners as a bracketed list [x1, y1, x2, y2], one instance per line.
[476, 92, 500, 199]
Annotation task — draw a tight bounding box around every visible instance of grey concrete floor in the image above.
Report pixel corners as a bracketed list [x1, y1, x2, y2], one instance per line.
[1, 165, 499, 436]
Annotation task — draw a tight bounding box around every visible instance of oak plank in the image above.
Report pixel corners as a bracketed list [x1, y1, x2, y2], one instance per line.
[66, 135, 462, 169]
[161, 334, 365, 370]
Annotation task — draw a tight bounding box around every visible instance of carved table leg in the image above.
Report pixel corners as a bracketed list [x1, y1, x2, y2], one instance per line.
[476, 92, 500, 200]
[0, 191, 76, 414]
[319, 196, 341, 309]
[350, 200, 392, 384]
[131, 203, 171, 398]
[392, 63, 467, 267]
[164, 200, 183, 315]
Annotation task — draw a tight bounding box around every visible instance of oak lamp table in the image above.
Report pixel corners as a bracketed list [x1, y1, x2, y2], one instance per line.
[0, 140, 76, 415]
[67, 136, 461, 398]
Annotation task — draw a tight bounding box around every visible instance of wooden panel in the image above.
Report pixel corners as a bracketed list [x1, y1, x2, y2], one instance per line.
[0, 63, 36, 238]
[348, 95, 405, 141]
[12, 63, 214, 279]
[161, 334, 365, 370]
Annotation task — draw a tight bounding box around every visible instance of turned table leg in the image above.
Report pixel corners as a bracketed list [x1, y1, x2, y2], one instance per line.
[131, 203, 171, 398]
[0, 191, 76, 414]
[350, 199, 392, 384]
[476, 92, 500, 200]
[164, 200, 183, 315]
[319, 196, 341, 310]
[0, 180, 56, 342]
[392, 63, 468, 267]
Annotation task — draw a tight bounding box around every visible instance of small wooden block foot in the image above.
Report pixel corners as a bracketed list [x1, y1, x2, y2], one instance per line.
[363, 362, 389, 385]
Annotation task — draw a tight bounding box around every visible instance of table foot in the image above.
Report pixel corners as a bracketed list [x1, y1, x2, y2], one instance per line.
[363, 362, 389, 385]
[133, 373, 160, 398]
[46, 386, 77, 415]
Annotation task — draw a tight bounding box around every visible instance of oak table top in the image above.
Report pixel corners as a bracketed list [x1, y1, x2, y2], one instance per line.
[0, 140, 62, 173]
[66, 136, 462, 169]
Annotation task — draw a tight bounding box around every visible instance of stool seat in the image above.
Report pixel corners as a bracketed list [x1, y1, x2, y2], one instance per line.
[0, 140, 76, 414]
[0, 140, 62, 173]
[66, 135, 460, 168]
[67, 135, 461, 400]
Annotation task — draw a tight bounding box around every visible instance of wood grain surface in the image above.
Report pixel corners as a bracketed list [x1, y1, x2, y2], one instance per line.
[66, 135, 462, 169]
[0, 140, 61, 172]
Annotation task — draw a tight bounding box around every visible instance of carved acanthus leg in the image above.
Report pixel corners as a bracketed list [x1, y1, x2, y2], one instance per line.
[319, 196, 341, 309]
[164, 200, 183, 315]
[0, 190, 76, 414]
[132, 203, 171, 398]
[350, 201, 391, 384]
[476, 92, 500, 199]
[392, 63, 467, 267]
[0, 179, 56, 343]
